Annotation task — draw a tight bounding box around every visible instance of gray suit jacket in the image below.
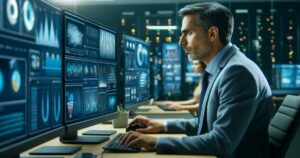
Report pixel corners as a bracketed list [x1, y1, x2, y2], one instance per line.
[156, 45, 273, 158]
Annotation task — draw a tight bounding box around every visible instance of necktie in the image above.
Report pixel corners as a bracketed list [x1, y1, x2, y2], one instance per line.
[197, 71, 210, 133]
[199, 70, 210, 110]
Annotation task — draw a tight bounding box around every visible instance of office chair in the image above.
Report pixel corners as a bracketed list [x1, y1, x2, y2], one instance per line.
[269, 95, 300, 158]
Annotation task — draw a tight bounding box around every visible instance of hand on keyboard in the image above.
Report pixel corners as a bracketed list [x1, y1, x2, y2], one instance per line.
[119, 131, 157, 152]
[126, 124, 146, 132]
[128, 115, 165, 133]
[103, 133, 141, 152]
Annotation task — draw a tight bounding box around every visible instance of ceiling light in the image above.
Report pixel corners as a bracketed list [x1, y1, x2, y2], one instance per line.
[146, 25, 177, 30]
[51, 0, 115, 5]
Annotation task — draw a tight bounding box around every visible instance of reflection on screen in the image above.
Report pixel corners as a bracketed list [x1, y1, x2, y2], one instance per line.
[123, 35, 150, 108]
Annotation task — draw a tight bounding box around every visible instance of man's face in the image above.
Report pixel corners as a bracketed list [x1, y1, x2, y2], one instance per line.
[179, 14, 212, 61]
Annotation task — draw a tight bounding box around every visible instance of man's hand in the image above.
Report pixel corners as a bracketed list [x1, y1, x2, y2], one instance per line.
[129, 115, 165, 133]
[165, 103, 182, 111]
[169, 104, 182, 111]
[120, 131, 157, 151]
[164, 101, 175, 105]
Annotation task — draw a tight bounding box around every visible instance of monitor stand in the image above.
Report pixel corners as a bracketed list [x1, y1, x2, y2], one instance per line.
[60, 132, 109, 144]
[82, 130, 116, 136]
[30, 146, 81, 155]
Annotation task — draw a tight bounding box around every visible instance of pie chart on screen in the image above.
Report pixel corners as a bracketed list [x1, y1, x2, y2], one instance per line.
[11, 70, 21, 93]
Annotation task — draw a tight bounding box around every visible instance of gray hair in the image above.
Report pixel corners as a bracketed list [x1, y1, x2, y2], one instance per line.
[179, 2, 234, 45]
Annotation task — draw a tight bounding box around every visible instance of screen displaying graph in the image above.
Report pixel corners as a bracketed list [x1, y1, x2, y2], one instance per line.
[64, 11, 117, 123]
[0, 0, 63, 150]
[162, 43, 182, 96]
[123, 35, 150, 108]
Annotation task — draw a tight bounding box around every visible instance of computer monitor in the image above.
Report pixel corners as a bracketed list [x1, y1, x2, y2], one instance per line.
[271, 64, 300, 95]
[0, 0, 70, 157]
[184, 57, 201, 98]
[162, 43, 182, 97]
[62, 11, 118, 144]
[151, 55, 160, 100]
[185, 58, 201, 84]
[122, 35, 150, 110]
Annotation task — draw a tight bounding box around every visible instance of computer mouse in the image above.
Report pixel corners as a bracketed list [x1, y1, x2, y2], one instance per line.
[74, 152, 95, 158]
[126, 124, 146, 132]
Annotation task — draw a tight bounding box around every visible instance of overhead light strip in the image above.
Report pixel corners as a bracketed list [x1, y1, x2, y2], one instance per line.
[146, 25, 177, 30]
[52, 0, 115, 4]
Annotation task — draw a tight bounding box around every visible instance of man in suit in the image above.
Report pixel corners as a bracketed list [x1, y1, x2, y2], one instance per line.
[120, 2, 273, 158]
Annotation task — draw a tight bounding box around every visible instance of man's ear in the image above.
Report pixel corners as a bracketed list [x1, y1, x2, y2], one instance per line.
[208, 26, 219, 42]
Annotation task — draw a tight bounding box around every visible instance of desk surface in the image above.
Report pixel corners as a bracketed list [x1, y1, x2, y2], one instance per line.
[21, 119, 215, 158]
[133, 105, 195, 119]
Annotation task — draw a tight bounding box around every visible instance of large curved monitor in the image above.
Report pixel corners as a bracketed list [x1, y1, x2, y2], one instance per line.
[122, 35, 150, 110]
[0, 0, 65, 157]
[62, 11, 118, 144]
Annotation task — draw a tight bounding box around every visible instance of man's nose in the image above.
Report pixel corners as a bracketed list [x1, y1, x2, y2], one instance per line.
[179, 36, 186, 47]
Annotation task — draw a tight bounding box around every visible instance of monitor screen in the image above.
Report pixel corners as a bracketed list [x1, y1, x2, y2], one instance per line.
[271, 64, 300, 95]
[280, 65, 295, 89]
[63, 11, 117, 133]
[296, 65, 300, 88]
[162, 43, 182, 96]
[151, 55, 159, 100]
[185, 57, 201, 84]
[123, 35, 150, 109]
[0, 0, 64, 157]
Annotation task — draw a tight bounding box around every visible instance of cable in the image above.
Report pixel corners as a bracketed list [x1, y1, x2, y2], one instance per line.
[100, 149, 107, 158]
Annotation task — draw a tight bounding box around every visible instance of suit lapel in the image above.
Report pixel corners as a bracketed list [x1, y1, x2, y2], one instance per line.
[197, 45, 239, 134]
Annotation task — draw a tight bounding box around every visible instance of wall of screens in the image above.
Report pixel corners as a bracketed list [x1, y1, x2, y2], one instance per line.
[0, 0, 63, 155]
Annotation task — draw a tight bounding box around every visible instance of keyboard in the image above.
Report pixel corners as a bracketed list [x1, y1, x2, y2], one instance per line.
[157, 104, 175, 111]
[103, 133, 141, 152]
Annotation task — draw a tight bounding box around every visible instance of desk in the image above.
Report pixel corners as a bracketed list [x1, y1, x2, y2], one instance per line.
[21, 119, 215, 158]
[133, 105, 195, 119]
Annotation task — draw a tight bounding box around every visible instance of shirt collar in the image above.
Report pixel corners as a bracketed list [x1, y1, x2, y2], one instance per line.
[205, 42, 232, 76]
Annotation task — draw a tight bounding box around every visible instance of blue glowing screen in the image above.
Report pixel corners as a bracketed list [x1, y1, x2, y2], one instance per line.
[0, 0, 63, 150]
[162, 43, 182, 96]
[64, 12, 117, 123]
[123, 35, 150, 108]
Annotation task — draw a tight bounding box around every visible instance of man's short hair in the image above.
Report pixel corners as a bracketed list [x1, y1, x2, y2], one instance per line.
[179, 2, 234, 45]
